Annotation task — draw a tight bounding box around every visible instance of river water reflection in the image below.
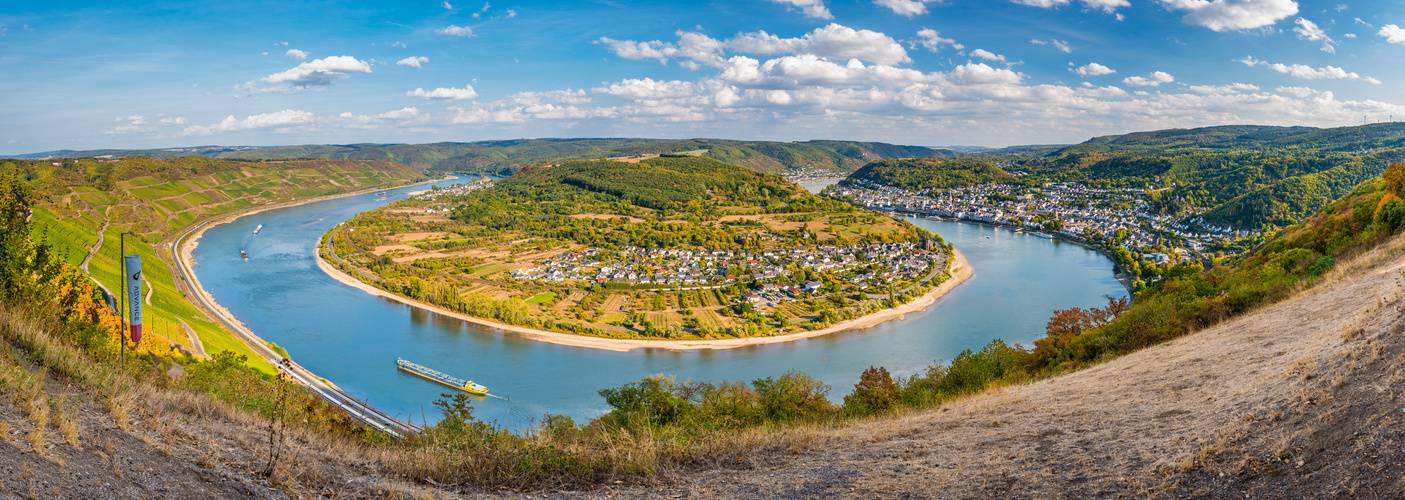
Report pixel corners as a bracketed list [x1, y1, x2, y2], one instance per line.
[191, 178, 1126, 428]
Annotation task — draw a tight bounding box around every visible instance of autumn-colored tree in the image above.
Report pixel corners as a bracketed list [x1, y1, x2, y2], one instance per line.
[1025, 295, 1130, 371]
[1384, 162, 1405, 199]
[843, 366, 899, 416]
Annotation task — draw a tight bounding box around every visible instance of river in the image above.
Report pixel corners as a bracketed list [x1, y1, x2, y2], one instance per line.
[191, 178, 1126, 429]
[798, 178, 842, 194]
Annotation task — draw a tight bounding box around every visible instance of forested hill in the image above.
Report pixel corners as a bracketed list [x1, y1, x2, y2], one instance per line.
[1003, 123, 1405, 229]
[846, 157, 1016, 191]
[12, 139, 956, 176]
[1063, 122, 1405, 154]
[492, 156, 811, 211]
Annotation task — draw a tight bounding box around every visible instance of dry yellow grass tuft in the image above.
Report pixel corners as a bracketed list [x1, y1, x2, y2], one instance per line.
[28, 427, 45, 455]
[58, 416, 79, 448]
[25, 398, 49, 430]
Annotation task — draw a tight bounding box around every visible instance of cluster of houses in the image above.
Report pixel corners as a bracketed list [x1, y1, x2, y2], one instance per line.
[781, 166, 847, 183]
[833, 180, 1261, 264]
[510, 241, 943, 295]
[412, 177, 495, 202]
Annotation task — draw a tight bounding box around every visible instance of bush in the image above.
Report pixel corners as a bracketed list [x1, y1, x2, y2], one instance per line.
[423, 392, 502, 452]
[596, 376, 690, 426]
[939, 340, 1026, 396]
[1308, 256, 1335, 277]
[689, 381, 763, 429]
[752, 370, 835, 422]
[1378, 199, 1405, 231]
[842, 366, 899, 416]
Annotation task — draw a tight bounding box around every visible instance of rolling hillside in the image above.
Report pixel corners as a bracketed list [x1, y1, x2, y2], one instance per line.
[1008, 123, 1405, 228]
[1069, 122, 1405, 153]
[846, 157, 1016, 190]
[3, 156, 426, 375]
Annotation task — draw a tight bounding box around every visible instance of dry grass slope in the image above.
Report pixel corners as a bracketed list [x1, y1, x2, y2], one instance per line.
[0, 305, 443, 499]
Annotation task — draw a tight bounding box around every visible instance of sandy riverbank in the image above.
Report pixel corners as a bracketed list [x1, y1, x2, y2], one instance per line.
[315, 244, 972, 352]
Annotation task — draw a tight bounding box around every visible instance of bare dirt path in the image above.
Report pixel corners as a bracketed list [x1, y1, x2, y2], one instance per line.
[178, 318, 210, 359]
[80, 211, 109, 273]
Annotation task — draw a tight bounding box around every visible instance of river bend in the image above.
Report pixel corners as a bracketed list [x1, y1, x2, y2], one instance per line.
[191, 178, 1126, 428]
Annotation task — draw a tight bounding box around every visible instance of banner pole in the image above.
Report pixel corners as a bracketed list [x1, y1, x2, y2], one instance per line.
[120, 232, 127, 368]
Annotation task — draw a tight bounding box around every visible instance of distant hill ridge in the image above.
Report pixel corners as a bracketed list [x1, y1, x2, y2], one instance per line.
[9, 138, 957, 175]
[1066, 122, 1405, 154]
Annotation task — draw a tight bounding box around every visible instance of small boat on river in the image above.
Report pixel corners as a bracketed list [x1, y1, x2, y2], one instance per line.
[396, 359, 488, 395]
[240, 249, 248, 260]
[252, 224, 263, 234]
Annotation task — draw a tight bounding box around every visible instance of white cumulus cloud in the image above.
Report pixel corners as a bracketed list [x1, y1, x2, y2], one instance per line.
[1161, 0, 1298, 32]
[874, 0, 937, 17]
[595, 78, 700, 101]
[260, 55, 372, 89]
[285, 49, 308, 60]
[1380, 25, 1405, 45]
[181, 110, 315, 136]
[969, 49, 1008, 63]
[1293, 18, 1336, 53]
[726, 24, 911, 66]
[436, 25, 474, 37]
[1275, 86, 1316, 97]
[378, 107, 421, 119]
[946, 62, 1023, 85]
[1074, 62, 1116, 76]
[397, 56, 429, 68]
[1010, 0, 1129, 14]
[914, 29, 963, 52]
[109, 115, 147, 134]
[1239, 56, 1380, 83]
[604, 24, 911, 68]
[1189, 83, 1259, 94]
[1123, 71, 1175, 86]
[407, 85, 478, 100]
[766, 0, 832, 19]
[597, 38, 678, 65]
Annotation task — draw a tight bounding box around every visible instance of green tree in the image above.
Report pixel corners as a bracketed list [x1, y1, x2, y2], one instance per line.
[842, 366, 899, 416]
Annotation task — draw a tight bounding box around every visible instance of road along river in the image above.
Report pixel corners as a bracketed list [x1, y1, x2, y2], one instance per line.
[189, 178, 1126, 429]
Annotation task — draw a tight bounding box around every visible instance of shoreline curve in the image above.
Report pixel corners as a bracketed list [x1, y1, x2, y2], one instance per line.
[314, 241, 972, 352]
[175, 176, 452, 368]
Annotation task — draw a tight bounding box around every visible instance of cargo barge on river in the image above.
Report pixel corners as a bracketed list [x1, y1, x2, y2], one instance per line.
[396, 359, 488, 395]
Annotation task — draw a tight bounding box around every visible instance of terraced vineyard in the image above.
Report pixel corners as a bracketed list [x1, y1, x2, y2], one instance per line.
[7, 156, 426, 374]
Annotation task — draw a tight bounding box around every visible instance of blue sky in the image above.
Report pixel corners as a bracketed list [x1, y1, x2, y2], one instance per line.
[2, 0, 1404, 154]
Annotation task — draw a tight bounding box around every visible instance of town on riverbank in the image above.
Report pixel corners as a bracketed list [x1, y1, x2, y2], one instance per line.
[322, 157, 964, 342]
[828, 179, 1265, 292]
